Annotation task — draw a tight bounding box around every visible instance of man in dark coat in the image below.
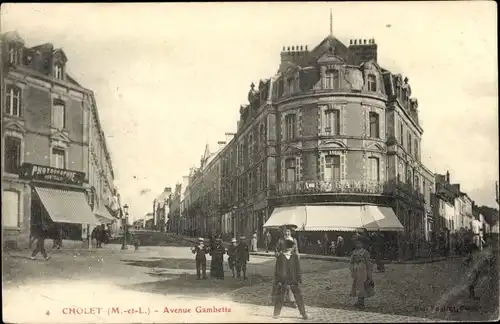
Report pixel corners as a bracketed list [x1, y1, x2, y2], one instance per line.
[236, 236, 250, 279]
[227, 238, 238, 278]
[191, 237, 208, 279]
[210, 238, 225, 279]
[30, 224, 51, 260]
[272, 225, 308, 320]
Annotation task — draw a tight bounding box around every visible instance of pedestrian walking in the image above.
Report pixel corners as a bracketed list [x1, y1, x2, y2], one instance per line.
[374, 231, 385, 272]
[30, 224, 51, 260]
[336, 235, 344, 256]
[236, 236, 250, 279]
[210, 238, 225, 279]
[251, 233, 258, 252]
[272, 225, 308, 320]
[349, 235, 374, 309]
[191, 238, 208, 279]
[265, 230, 272, 253]
[227, 238, 238, 278]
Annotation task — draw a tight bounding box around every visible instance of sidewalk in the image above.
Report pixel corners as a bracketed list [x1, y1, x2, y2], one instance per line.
[175, 234, 456, 264]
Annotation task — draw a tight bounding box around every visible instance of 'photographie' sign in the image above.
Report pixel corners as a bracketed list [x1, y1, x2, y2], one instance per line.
[19, 163, 85, 186]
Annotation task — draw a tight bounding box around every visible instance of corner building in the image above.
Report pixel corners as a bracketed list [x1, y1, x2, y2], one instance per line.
[1, 31, 120, 249]
[176, 33, 434, 259]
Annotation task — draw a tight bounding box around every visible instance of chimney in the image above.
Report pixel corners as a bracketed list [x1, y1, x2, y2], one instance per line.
[446, 170, 450, 183]
[164, 187, 172, 194]
[279, 44, 309, 72]
[348, 38, 378, 65]
[217, 141, 226, 150]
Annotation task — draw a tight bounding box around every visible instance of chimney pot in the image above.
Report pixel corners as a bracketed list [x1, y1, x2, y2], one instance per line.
[353, 39, 357, 45]
[282, 46, 285, 51]
[305, 45, 308, 50]
[300, 45, 303, 50]
[350, 39, 353, 45]
[363, 39, 367, 44]
[359, 39, 362, 44]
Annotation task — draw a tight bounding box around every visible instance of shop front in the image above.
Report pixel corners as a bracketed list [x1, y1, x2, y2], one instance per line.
[19, 163, 100, 249]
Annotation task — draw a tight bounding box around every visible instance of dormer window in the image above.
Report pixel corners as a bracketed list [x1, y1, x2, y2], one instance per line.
[54, 64, 64, 80]
[7, 43, 20, 65]
[367, 74, 377, 92]
[324, 69, 339, 89]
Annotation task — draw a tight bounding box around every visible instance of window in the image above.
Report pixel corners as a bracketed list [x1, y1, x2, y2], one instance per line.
[260, 124, 266, 144]
[286, 77, 294, 94]
[369, 112, 380, 138]
[238, 143, 244, 165]
[285, 158, 296, 182]
[400, 122, 404, 145]
[4, 136, 22, 174]
[324, 69, 339, 89]
[367, 74, 377, 92]
[248, 134, 254, 157]
[260, 164, 266, 190]
[415, 175, 420, 191]
[8, 43, 19, 65]
[278, 79, 284, 97]
[368, 157, 380, 182]
[52, 100, 66, 129]
[52, 148, 66, 169]
[5, 85, 22, 117]
[2, 191, 20, 227]
[54, 64, 63, 80]
[324, 109, 340, 135]
[248, 171, 254, 195]
[285, 114, 296, 140]
[324, 155, 341, 181]
[408, 133, 412, 154]
[414, 139, 419, 159]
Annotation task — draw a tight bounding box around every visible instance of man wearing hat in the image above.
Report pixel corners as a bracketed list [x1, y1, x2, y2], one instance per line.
[236, 236, 250, 279]
[272, 224, 308, 320]
[227, 238, 238, 278]
[191, 238, 208, 280]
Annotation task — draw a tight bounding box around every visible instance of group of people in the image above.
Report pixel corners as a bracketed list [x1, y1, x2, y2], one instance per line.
[190, 236, 250, 280]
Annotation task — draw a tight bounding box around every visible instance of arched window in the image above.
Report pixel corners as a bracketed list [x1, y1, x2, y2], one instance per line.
[367, 74, 377, 92]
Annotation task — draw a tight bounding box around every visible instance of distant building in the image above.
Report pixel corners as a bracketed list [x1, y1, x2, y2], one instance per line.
[153, 187, 172, 232]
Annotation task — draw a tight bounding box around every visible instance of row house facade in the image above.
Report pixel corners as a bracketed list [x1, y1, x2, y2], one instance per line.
[171, 31, 436, 258]
[1, 31, 120, 248]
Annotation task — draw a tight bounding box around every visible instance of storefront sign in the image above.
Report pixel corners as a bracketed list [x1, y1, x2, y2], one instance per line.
[19, 163, 85, 186]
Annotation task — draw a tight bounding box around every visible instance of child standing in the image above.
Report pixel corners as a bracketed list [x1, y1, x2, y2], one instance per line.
[191, 238, 208, 279]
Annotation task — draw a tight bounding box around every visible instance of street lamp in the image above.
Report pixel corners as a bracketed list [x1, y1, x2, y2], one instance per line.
[121, 204, 129, 250]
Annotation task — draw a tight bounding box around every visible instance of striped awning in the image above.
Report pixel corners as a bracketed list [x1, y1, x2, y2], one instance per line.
[35, 186, 100, 225]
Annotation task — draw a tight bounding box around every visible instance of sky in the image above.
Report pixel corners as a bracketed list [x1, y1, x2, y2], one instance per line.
[2, 2, 498, 221]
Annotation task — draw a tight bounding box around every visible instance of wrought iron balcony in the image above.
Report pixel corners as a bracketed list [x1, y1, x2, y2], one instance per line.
[273, 180, 389, 196]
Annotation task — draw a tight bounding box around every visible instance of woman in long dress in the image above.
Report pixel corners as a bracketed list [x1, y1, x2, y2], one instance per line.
[350, 235, 374, 309]
[272, 225, 308, 320]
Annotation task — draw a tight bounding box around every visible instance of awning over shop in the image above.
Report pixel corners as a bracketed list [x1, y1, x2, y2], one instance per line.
[263, 206, 307, 229]
[264, 204, 404, 232]
[303, 205, 365, 232]
[35, 186, 100, 225]
[94, 205, 116, 224]
[363, 205, 404, 232]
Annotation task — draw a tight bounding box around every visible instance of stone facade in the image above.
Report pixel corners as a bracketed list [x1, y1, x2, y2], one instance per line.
[170, 33, 435, 258]
[1, 31, 119, 248]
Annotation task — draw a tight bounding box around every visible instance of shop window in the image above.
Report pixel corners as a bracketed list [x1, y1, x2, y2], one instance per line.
[2, 190, 20, 227]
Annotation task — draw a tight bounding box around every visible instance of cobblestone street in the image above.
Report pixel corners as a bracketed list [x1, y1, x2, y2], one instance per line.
[4, 244, 497, 322]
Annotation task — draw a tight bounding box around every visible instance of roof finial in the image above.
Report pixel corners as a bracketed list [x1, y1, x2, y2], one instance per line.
[329, 8, 333, 36]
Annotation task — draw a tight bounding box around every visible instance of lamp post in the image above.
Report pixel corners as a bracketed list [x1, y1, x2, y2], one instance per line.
[121, 204, 129, 250]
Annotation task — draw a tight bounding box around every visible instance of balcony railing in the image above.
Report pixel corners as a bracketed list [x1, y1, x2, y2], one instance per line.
[274, 180, 388, 196]
[272, 179, 425, 201]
